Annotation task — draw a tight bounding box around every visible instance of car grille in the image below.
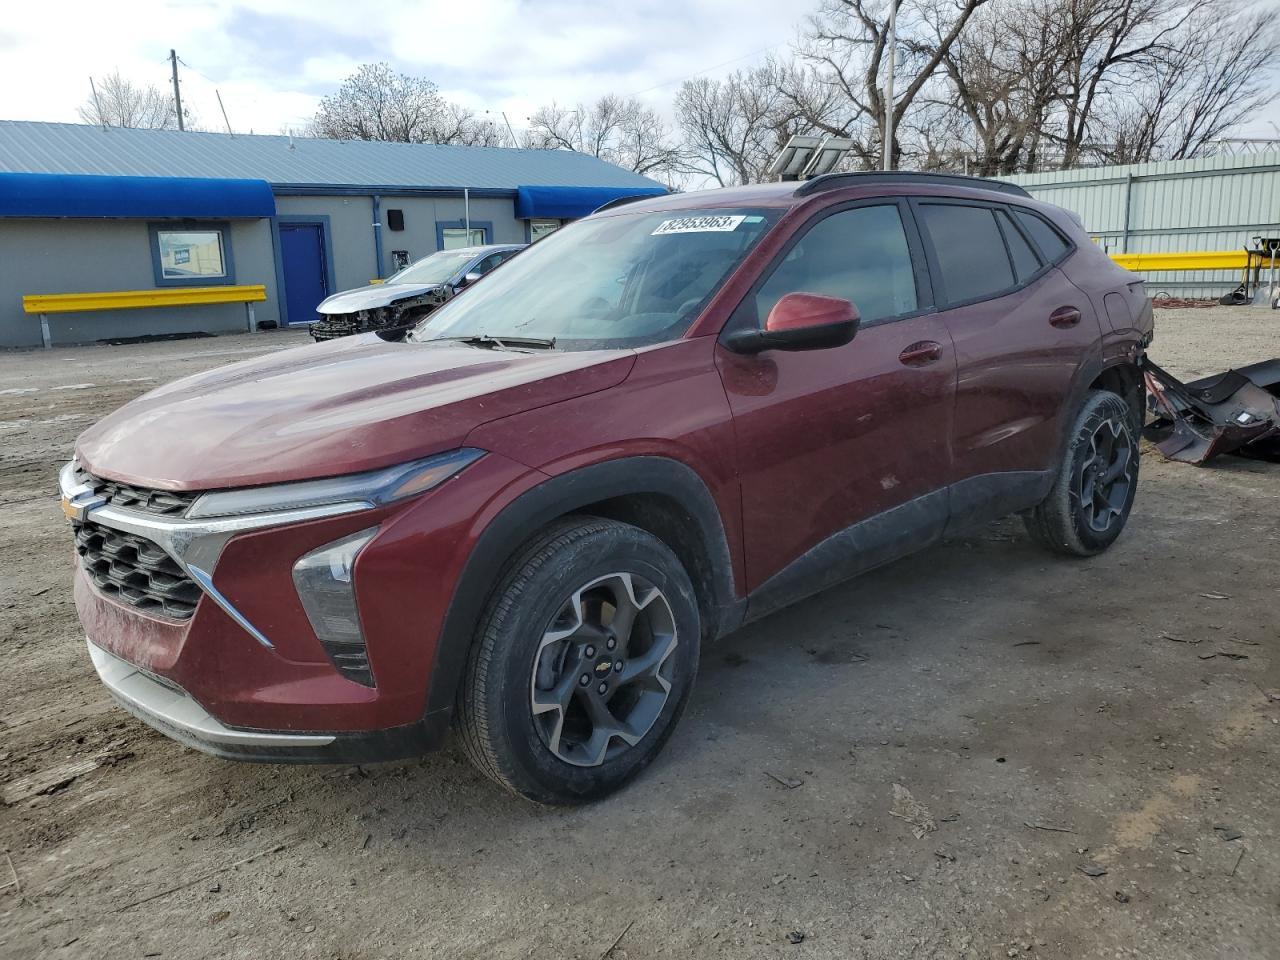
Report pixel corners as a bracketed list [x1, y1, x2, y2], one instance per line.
[74, 519, 202, 620]
[73, 465, 198, 517]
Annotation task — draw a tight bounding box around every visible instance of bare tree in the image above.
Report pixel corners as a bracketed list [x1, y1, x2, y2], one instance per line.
[524, 95, 682, 181]
[1090, 2, 1275, 162]
[78, 70, 183, 129]
[675, 61, 839, 185]
[310, 8, 1274, 174]
[937, 0, 1081, 173]
[796, 0, 992, 169]
[934, 0, 1274, 172]
[310, 63, 503, 146]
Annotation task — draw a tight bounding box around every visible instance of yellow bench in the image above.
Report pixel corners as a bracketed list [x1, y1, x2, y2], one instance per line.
[22, 285, 268, 348]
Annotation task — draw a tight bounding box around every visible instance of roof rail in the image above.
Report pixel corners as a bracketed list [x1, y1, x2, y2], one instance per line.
[794, 171, 1030, 199]
[592, 194, 657, 214]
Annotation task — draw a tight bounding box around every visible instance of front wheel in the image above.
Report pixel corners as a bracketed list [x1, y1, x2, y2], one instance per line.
[456, 517, 700, 804]
[1024, 389, 1139, 556]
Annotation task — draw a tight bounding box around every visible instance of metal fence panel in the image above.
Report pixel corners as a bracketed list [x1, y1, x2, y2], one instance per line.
[1008, 152, 1280, 298]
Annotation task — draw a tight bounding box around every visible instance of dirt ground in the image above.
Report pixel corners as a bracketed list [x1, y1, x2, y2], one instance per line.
[1, 309, 1277, 960]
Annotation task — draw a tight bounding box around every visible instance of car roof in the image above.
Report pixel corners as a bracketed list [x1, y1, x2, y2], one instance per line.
[445, 244, 526, 256]
[592, 172, 1030, 218]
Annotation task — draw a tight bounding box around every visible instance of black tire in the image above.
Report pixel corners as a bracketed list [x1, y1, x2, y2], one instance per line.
[1024, 390, 1140, 556]
[456, 517, 700, 804]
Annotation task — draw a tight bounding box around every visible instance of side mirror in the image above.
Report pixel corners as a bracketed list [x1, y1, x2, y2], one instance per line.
[457, 271, 483, 289]
[723, 292, 860, 354]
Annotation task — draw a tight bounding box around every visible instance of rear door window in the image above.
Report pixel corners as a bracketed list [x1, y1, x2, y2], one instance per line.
[1012, 209, 1071, 263]
[917, 203, 1014, 305]
[755, 204, 919, 324]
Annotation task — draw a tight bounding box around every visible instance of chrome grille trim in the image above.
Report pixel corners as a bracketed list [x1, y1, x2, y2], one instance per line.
[72, 465, 197, 517]
[60, 459, 371, 648]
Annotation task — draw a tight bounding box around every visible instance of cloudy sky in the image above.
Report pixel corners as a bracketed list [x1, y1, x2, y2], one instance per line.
[1, 0, 1276, 142]
[0, 0, 801, 137]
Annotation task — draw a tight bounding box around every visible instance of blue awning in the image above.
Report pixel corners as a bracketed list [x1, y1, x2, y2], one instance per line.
[515, 184, 668, 220]
[0, 173, 276, 219]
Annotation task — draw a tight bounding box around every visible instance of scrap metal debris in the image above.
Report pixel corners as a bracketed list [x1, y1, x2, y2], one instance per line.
[1077, 863, 1108, 877]
[2, 851, 30, 907]
[1024, 820, 1076, 834]
[765, 771, 804, 789]
[1144, 358, 1280, 465]
[889, 783, 937, 839]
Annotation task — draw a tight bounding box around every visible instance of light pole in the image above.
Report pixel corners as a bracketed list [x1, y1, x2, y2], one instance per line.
[882, 0, 898, 171]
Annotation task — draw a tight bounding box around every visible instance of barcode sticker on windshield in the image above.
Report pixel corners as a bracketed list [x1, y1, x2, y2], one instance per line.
[652, 215, 747, 235]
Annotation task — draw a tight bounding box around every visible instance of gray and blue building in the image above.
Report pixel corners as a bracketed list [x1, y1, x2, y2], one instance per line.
[0, 121, 666, 347]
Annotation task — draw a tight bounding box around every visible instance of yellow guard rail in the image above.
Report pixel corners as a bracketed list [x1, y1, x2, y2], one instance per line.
[22, 285, 267, 348]
[1108, 251, 1255, 272]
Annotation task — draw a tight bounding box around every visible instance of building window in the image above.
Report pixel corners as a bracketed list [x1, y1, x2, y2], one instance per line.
[529, 219, 561, 242]
[149, 223, 235, 286]
[436, 220, 492, 251]
[441, 227, 487, 249]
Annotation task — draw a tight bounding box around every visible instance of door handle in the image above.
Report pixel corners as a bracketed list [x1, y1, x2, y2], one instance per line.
[1049, 306, 1082, 329]
[899, 340, 942, 367]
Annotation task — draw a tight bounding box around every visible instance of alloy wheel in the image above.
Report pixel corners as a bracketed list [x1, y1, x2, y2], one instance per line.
[1079, 418, 1134, 533]
[529, 572, 678, 767]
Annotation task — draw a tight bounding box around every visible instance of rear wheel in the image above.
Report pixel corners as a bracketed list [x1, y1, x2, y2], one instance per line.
[1024, 390, 1139, 556]
[456, 517, 699, 804]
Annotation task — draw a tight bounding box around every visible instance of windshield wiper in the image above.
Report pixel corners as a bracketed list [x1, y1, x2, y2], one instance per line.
[427, 334, 557, 351]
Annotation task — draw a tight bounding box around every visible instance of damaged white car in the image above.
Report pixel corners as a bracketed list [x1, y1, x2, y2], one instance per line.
[311, 243, 525, 341]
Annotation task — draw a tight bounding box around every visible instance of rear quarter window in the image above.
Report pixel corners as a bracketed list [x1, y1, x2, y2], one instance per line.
[1012, 209, 1072, 263]
[996, 210, 1043, 282]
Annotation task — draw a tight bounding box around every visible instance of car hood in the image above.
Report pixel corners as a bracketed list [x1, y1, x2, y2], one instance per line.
[76, 336, 635, 490]
[316, 282, 445, 315]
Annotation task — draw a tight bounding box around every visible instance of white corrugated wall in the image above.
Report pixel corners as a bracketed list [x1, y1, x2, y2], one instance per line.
[1007, 152, 1280, 298]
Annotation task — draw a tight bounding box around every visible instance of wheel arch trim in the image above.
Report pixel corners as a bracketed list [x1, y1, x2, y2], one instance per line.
[421, 455, 743, 727]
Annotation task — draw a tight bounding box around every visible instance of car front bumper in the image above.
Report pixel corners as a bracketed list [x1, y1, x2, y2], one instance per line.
[62, 450, 540, 762]
[87, 637, 445, 763]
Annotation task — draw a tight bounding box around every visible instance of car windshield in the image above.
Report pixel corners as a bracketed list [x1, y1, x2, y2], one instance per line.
[408, 208, 779, 350]
[389, 250, 477, 285]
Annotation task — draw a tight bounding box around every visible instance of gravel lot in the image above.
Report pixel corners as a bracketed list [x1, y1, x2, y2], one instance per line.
[1, 309, 1277, 960]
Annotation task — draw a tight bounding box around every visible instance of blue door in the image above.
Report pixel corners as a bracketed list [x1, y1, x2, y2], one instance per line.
[279, 223, 329, 324]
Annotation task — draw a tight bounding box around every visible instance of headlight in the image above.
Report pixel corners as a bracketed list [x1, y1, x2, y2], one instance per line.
[293, 528, 378, 687]
[186, 448, 483, 519]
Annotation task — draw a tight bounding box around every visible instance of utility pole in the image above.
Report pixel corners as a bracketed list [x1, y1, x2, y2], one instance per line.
[882, 0, 898, 171]
[216, 89, 233, 135]
[88, 76, 107, 130]
[169, 49, 185, 131]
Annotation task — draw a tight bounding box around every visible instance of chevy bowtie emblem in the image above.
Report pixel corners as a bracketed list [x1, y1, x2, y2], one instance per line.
[60, 492, 104, 522]
[594, 660, 613, 676]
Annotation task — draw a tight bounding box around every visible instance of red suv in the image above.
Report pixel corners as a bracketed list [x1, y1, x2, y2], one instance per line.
[61, 173, 1152, 804]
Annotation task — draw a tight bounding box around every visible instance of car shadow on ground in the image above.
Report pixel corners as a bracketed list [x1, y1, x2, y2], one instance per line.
[168, 514, 1066, 839]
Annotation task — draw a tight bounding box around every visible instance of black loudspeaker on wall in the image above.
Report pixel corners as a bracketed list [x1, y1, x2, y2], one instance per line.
[387, 209, 405, 231]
